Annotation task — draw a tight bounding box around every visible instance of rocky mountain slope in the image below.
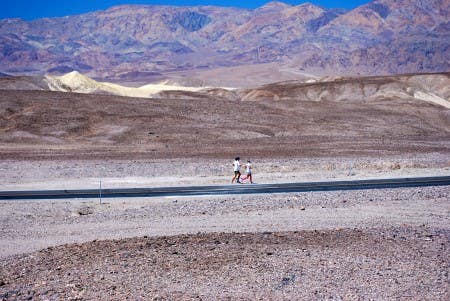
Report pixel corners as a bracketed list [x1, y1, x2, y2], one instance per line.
[0, 0, 448, 81]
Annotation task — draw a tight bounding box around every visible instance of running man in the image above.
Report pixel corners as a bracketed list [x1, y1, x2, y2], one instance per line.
[241, 160, 253, 184]
[231, 157, 242, 184]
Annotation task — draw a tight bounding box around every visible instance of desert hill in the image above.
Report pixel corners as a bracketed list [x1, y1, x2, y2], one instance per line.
[0, 71, 234, 98]
[0, 0, 448, 84]
[1, 72, 449, 160]
[45, 71, 211, 97]
[1, 71, 449, 109]
[239, 73, 450, 109]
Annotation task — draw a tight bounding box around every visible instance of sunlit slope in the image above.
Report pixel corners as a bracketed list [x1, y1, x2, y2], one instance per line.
[45, 71, 207, 97]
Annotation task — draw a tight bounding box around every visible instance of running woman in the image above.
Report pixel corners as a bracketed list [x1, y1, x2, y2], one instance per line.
[231, 157, 242, 184]
[241, 160, 253, 184]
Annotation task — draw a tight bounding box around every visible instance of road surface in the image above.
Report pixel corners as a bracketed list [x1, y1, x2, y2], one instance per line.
[1, 176, 449, 200]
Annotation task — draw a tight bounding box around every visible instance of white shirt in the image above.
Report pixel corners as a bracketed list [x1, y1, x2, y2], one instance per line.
[233, 160, 240, 171]
[246, 163, 252, 173]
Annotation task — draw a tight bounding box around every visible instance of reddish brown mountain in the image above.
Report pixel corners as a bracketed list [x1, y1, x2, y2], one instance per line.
[0, 0, 448, 82]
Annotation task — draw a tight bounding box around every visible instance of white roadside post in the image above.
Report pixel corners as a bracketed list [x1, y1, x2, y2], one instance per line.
[99, 180, 102, 204]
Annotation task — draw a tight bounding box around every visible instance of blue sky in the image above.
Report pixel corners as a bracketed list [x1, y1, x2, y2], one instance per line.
[1, 1, 371, 20]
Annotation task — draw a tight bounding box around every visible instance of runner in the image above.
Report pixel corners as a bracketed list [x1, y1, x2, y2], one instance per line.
[241, 160, 253, 184]
[231, 157, 242, 184]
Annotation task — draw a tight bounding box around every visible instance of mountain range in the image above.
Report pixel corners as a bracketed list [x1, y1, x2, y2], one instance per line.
[0, 0, 449, 84]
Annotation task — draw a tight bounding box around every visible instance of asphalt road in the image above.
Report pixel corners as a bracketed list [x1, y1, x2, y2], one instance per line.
[0, 176, 449, 200]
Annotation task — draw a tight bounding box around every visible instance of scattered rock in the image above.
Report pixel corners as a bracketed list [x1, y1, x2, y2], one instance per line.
[391, 163, 401, 170]
[280, 274, 296, 288]
[77, 206, 94, 216]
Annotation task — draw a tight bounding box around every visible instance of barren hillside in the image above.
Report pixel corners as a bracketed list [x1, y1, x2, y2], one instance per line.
[1, 73, 449, 160]
[240, 73, 450, 108]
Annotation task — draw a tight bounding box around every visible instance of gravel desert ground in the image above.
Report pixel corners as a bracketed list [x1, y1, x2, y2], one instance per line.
[0, 185, 449, 300]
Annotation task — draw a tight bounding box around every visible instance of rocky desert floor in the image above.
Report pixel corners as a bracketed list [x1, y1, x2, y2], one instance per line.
[0, 184, 449, 300]
[1, 78, 449, 299]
